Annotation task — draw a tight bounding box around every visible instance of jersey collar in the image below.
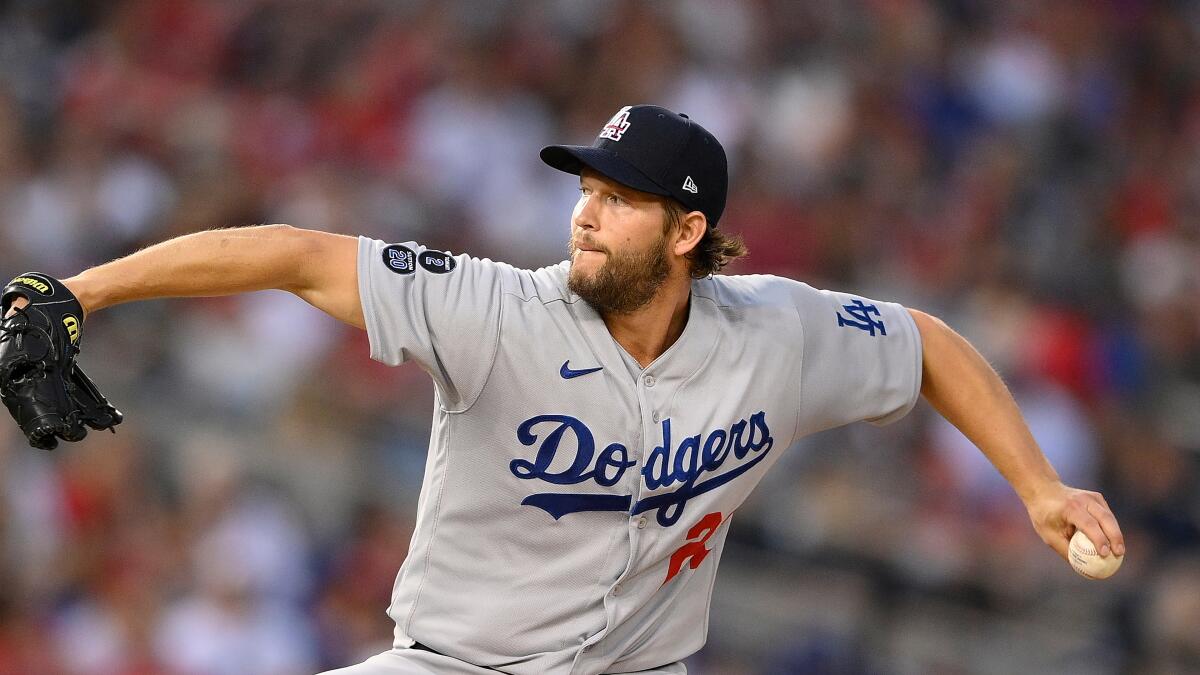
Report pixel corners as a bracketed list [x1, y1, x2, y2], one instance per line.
[567, 277, 720, 384]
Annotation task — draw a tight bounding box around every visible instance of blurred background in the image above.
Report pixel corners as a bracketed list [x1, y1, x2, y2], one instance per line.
[0, 0, 1197, 673]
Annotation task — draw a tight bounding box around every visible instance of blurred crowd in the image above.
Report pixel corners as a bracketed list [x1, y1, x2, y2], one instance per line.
[0, 0, 1197, 673]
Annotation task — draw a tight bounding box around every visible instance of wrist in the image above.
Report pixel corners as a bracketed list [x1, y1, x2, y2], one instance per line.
[61, 275, 96, 320]
[1016, 476, 1064, 507]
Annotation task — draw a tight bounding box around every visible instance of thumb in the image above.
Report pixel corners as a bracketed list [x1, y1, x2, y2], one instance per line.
[5, 296, 29, 318]
[1047, 530, 1071, 561]
[1034, 519, 1072, 561]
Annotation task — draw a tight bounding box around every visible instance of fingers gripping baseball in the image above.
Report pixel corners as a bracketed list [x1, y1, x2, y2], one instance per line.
[1028, 485, 1125, 562]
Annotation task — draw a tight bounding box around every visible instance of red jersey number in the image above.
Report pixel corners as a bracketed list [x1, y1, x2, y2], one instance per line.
[663, 511, 724, 585]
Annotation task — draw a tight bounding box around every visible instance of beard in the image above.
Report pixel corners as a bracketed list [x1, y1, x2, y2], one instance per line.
[567, 232, 672, 314]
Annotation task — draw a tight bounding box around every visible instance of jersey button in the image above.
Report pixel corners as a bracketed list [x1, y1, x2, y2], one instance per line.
[635, 516, 647, 529]
[644, 375, 656, 387]
[651, 412, 660, 423]
[612, 584, 623, 596]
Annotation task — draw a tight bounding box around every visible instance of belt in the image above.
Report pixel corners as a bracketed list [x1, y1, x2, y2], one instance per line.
[410, 642, 501, 672]
[410, 642, 676, 674]
[410, 641, 439, 655]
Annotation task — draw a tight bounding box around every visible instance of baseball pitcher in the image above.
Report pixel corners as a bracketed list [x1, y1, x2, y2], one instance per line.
[0, 105, 1125, 674]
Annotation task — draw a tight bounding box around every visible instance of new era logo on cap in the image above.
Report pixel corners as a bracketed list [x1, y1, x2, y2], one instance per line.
[540, 104, 728, 226]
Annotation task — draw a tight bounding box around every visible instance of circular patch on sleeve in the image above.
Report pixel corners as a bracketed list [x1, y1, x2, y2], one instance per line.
[382, 245, 417, 275]
[418, 250, 457, 274]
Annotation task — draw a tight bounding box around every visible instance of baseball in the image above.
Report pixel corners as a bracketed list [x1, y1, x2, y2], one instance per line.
[1068, 530, 1123, 579]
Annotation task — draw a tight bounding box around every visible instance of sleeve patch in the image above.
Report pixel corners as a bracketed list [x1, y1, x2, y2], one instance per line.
[418, 250, 458, 274]
[382, 244, 417, 275]
[836, 299, 887, 336]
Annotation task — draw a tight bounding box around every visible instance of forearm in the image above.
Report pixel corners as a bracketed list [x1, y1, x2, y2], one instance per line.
[910, 309, 1061, 503]
[64, 224, 327, 317]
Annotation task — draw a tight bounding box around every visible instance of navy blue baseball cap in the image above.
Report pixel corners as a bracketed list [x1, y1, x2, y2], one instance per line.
[540, 104, 728, 226]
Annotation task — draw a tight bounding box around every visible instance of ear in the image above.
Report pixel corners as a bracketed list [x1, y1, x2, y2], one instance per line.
[672, 211, 707, 258]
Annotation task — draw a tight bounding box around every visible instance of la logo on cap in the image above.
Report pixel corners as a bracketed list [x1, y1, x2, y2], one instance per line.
[599, 106, 632, 141]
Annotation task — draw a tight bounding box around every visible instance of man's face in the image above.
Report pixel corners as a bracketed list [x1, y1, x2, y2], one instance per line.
[567, 170, 673, 314]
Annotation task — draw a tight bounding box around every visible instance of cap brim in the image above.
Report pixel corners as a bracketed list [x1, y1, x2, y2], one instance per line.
[540, 145, 671, 197]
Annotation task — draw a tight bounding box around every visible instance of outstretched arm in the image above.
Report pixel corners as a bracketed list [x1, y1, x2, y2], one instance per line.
[908, 308, 1125, 562]
[56, 224, 364, 328]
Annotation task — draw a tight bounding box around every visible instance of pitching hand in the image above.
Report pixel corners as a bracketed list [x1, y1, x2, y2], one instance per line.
[1025, 482, 1125, 561]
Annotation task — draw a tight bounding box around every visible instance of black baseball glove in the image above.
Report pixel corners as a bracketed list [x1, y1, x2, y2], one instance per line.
[0, 273, 122, 450]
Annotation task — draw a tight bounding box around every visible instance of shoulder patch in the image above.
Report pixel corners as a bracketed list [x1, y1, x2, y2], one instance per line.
[418, 250, 457, 274]
[836, 299, 887, 336]
[382, 245, 416, 275]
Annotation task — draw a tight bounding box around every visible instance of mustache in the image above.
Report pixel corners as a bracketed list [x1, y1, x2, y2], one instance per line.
[569, 236, 608, 254]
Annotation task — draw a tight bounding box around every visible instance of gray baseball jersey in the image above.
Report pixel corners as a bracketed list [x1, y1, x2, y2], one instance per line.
[356, 237, 923, 675]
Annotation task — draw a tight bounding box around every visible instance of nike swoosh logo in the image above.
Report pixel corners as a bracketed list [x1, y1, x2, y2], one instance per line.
[560, 360, 604, 379]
